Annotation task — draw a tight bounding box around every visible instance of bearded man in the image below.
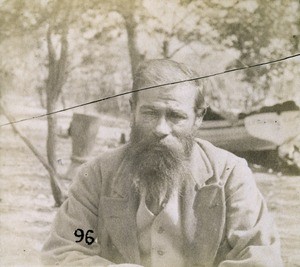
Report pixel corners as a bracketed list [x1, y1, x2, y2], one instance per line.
[42, 59, 283, 267]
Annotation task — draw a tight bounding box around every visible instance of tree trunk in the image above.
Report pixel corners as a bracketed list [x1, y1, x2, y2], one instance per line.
[46, 96, 66, 205]
[124, 15, 140, 76]
[46, 98, 57, 171]
[45, 17, 69, 205]
[118, 0, 141, 76]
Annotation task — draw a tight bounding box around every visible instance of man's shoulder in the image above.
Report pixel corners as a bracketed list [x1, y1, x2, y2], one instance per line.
[195, 138, 247, 173]
[87, 145, 127, 171]
[195, 138, 241, 161]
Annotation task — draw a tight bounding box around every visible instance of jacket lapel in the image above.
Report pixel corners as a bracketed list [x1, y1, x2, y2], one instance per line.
[181, 142, 226, 267]
[192, 184, 225, 266]
[101, 158, 141, 264]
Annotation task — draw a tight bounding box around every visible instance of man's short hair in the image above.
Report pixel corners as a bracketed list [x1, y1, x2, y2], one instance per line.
[131, 59, 207, 113]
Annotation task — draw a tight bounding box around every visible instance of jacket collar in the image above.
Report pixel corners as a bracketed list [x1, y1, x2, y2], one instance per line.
[101, 153, 141, 264]
[110, 151, 136, 199]
[181, 139, 225, 266]
[189, 140, 214, 188]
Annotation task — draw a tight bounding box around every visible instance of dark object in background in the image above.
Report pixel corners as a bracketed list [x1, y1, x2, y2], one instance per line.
[239, 100, 299, 119]
[120, 133, 126, 144]
[203, 107, 225, 121]
[65, 113, 101, 180]
[199, 101, 300, 172]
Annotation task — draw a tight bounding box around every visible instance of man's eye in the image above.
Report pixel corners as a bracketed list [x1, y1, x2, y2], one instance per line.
[142, 110, 158, 116]
[169, 112, 186, 120]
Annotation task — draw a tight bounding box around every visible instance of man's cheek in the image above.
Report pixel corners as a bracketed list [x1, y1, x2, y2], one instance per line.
[134, 123, 153, 142]
[136, 124, 150, 136]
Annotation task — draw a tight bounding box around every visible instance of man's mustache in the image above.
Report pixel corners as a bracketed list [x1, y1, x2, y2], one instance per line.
[131, 136, 178, 156]
[129, 123, 195, 160]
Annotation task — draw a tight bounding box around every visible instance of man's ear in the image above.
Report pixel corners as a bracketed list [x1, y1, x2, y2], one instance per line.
[194, 108, 206, 128]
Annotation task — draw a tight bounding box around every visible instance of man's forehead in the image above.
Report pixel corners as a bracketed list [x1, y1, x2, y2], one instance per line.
[137, 84, 197, 105]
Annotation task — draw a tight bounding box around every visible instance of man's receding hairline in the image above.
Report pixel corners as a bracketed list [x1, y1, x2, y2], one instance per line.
[131, 59, 205, 110]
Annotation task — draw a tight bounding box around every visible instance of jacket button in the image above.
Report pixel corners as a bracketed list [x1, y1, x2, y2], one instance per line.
[157, 250, 165, 256]
[157, 226, 164, 234]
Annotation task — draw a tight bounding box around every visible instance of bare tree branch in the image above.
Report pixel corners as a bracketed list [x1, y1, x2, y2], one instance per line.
[0, 102, 67, 206]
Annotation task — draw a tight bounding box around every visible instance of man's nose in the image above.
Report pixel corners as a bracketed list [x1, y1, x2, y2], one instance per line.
[153, 116, 171, 138]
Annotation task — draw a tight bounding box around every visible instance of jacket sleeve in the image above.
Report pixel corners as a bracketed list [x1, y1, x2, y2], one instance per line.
[219, 159, 283, 267]
[41, 160, 114, 266]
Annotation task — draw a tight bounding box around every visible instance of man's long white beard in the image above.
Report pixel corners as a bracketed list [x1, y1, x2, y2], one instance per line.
[126, 124, 194, 203]
[131, 150, 190, 202]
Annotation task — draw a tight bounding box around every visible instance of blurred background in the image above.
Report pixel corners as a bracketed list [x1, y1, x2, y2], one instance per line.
[0, 0, 299, 266]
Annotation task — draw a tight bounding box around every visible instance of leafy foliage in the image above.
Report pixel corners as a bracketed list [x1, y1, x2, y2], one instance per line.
[0, 0, 299, 115]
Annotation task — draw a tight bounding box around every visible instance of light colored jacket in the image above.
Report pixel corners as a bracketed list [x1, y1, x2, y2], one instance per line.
[42, 139, 283, 266]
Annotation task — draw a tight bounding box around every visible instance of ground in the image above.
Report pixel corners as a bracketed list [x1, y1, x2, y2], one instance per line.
[0, 97, 299, 266]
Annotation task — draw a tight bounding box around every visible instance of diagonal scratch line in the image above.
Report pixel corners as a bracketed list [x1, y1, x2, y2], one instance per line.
[1, 52, 299, 128]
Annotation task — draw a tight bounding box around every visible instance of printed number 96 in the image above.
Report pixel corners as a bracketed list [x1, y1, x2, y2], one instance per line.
[74, 229, 95, 245]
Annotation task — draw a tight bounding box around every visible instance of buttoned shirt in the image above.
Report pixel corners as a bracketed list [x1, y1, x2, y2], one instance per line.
[136, 189, 185, 267]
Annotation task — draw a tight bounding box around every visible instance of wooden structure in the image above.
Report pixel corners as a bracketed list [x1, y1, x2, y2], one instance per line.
[65, 113, 100, 179]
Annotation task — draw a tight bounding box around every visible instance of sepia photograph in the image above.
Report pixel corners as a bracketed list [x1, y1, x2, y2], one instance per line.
[0, 0, 299, 266]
